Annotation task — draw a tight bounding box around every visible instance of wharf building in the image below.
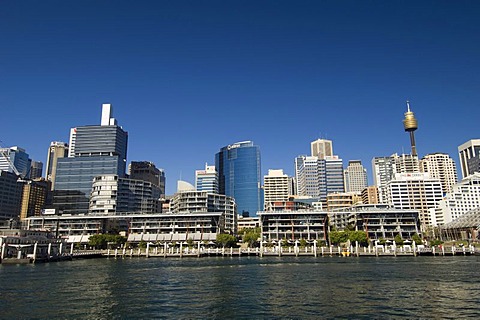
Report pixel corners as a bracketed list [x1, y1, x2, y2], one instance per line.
[45, 141, 68, 190]
[263, 169, 291, 211]
[420, 153, 457, 195]
[195, 163, 218, 193]
[53, 104, 128, 214]
[329, 204, 421, 241]
[24, 212, 224, 244]
[169, 190, 237, 234]
[215, 141, 262, 217]
[458, 139, 480, 179]
[384, 172, 443, 229]
[429, 173, 480, 226]
[326, 192, 362, 212]
[258, 210, 329, 243]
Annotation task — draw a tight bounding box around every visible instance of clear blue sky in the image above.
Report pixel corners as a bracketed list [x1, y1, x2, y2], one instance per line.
[1, 1, 479, 195]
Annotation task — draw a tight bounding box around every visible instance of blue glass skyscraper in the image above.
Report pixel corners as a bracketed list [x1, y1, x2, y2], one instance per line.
[215, 141, 262, 217]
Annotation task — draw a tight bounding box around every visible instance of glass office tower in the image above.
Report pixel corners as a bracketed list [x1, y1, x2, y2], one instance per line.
[215, 141, 262, 217]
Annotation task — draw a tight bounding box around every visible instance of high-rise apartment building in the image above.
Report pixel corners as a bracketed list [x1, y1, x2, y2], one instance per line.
[344, 160, 368, 193]
[46, 141, 68, 189]
[0, 146, 31, 178]
[195, 164, 218, 193]
[458, 139, 480, 179]
[420, 153, 457, 194]
[384, 172, 443, 229]
[429, 173, 480, 225]
[215, 141, 262, 217]
[310, 139, 333, 159]
[129, 161, 165, 197]
[263, 169, 290, 211]
[53, 104, 128, 214]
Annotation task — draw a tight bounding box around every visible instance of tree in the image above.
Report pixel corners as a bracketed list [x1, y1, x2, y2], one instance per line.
[412, 234, 422, 245]
[299, 239, 308, 248]
[88, 234, 127, 249]
[216, 234, 237, 248]
[187, 238, 194, 248]
[348, 231, 368, 246]
[242, 228, 260, 247]
[329, 231, 349, 245]
[394, 234, 404, 246]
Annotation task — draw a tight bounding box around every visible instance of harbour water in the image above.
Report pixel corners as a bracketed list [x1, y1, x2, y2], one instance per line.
[1, 256, 479, 319]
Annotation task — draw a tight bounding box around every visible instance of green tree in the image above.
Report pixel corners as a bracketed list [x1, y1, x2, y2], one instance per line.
[242, 228, 260, 247]
[412, 234, 422, 245]
[216, 234, 237, 248]
[394, 234, 404, 246]
[299, 239, 308, 248]
[329, 231, 349, 245]
[88, 234, 108, 249]
[187, 238, 194, 248]
[348, 231, 368, 246]
[138, 240, 147, 249]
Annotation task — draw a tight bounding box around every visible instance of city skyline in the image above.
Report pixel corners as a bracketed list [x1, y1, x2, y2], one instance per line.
[2, 1, 480, 195]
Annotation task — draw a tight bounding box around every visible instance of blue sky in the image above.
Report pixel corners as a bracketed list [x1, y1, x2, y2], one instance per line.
[1, 1, 479, 195]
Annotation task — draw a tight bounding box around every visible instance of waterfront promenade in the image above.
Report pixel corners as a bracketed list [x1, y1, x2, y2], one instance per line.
[101, 243, 478, 259]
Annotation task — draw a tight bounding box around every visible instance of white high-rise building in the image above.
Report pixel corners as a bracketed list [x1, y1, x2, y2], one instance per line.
[195, 163, 218, 193]
[385, 172, 443, 229]
[429, 173, 480, 226]
[372, 153, 420, 203]
[310, 139, 333, 159]
[344, 160, 368, 193]
[458, 139, 480, 179]
[420, 153, 457, 194]
[263, 169, 290, 211]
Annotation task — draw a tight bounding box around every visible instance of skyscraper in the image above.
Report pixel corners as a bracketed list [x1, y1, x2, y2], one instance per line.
[53, 104, 128, 214]
[195, 163, 218, 193]
[29, 161, 43, 179]
[215, 141, 262, 217]
[420, 153, 457, 194]
[0, 146, 31, 178]
[458, 139, 480, 179]
[129, 161, 165, 197]
[46, 141, 68, 189]
[344, 160, 368, 193]
[310, 139, 333, 159]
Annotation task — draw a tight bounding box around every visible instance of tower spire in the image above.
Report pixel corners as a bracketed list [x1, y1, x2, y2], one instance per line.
[403, 101, 418, 157]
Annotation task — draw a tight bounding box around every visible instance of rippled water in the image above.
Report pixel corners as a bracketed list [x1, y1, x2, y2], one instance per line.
[1, 256, 479, 319]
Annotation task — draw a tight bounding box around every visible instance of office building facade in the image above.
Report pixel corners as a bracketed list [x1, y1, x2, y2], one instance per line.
[53, 104, 128, 214]
[129, 161, 165, 197]
[344, 160, 368, 193]
[195, 163, 218, 193]
[458, 139, 480, 179]
[310, 139, 333, 159]
[215, 141, 262, 217]
[46, 141, 68, 190]
[0, 146, 31, 178]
